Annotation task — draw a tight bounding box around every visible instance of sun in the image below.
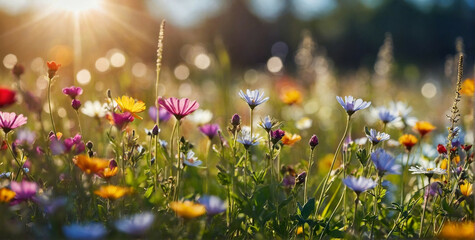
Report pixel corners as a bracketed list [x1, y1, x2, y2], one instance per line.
[52, 0, 103, 14]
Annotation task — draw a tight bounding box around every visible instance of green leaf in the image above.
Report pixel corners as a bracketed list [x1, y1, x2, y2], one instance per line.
[301, 198, 315, 220]
[125, 168, 134, 185]
[144, 186, 154, 198]
[217, 172, 231, 185]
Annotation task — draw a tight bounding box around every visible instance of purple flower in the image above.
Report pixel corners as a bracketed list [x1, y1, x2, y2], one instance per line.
[148, 106, 172, 122]
[377, 107, 398, 124]
[64, 134, 85, 154]
[371, 148, 400, 176]
[239, 89, 269, 109]
[199, 124, 220, 140]
[231, 113, 241, 126]
[37, 196, 68, 214]
[115, 212, 155, 236]
[343, 176, 376, 195]
[62, 86, 83, 99]
[63, 222, 107, 240]
[10, 180, 38, 204]
[0, 111, 27, 133]
[296, 171, 307, 185]
[425, 181, 442, 198]
[336, 96, 371, 115]
[71, 99, 81, 110]
[15, 128, 36, 146]
[366, 129, 390, 145]
[270, 129, 285, 144]
[282, 175, 296, 188]
[237, 127, 262, 149]
[309, 135, 319, 149]
[112, 112, 134, 130]
[198, 195, 226, 216]
[158, 97, 199, 120]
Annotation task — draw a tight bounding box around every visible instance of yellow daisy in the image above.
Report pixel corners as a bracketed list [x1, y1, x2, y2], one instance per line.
[115, 96, 146, 120]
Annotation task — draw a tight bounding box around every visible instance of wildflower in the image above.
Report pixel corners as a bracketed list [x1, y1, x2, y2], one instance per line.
[47, 61, 61, 78]
[64, 134, 85, 154]
[0, 172, 12, 178]
[388, 101, 417, 129]
[159, 97, 199, 120]
[462, 144, 472, 152]
[152, 125, 159, 136]
[297, 226, 303, 235]
[377, 107, 398, 124]
[270, 129, 285, 144]
[63, 222, 107, 240]
[94, 185, 132, 200]
[111, 112, 134, 130]
[188, 109, 213, 125]
[366, 129, 390, 145]
[296, 171, 307, 185]
[81, 101, 107, 118]
[182, 150, 203, 167]
[437, 144, 447, 154]
[0, 187, 15, 203]
[413, 121, 436, 137]
[72, 155, 109, 175]
[198, 195, 226, 216]
[231, 113, 241, 126]
[39, 196, 68, 214]
[399, 134, 418, 151]
[12, 64, 24, 78]
[460, 78, 474, 96]
[115, 212, 155, 236]
[438, 221, 475, 240]
[370, 149, 401, 176]
[343, 176, 376, 195]
[62, 86, 83, 99]
[170, 201, 206, 218]
[282, 133, 302, 146]
[239, 89, 269, 109]
[409, 166, 446, 179]
[71, 99, 81, 110]
[296, 117, 312, 130]
[440, 159, 448, 170]
[15, 128, 36, 146]
[10, 180, 38, 204]
[460, 180, 473, 197]
[336, 96, 371, 115]
[425, 181, 442, 198]
[309, 135, 319, 149]
[281, 89, 302, 105]
[0, 88, 16, 108]
[259, 116, 273, 132]
[97, 160, 118, 179]
[282, 175, 296, 188]
[148, 106, 171, 122]
[237, 126, 261, 149]
[199, 124, 220, 140]
[115, 96, 146, 120]
[0, 111, 27, 134]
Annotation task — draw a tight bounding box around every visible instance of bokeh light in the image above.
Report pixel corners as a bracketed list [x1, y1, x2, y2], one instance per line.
[76, 69, 91, 85]
[132, 62, 147, 77]
[267, 56, 283, 73]
[421, 82, 437, 99]
[174, 64, 190, 80]
[95, 57, 110, 72]
[3, 54, 17, 69]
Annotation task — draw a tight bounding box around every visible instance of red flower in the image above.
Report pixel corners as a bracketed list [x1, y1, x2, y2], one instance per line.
[437, 144, 447, 154]
[0, 88, 16, 108]
[47, 61, 61, 78]
[462, 144, 472, 152]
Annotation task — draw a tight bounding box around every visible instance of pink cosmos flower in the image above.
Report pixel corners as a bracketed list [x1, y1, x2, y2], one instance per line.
[158, 97, 199, 120]
[0, 111, 27, 133]
[62, 86, 83, 99]
[10, 180, 38, 205]
[112, 112, 134, 130]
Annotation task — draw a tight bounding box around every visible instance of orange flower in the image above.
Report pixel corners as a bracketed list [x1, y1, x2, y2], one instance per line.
[281, 89, 302, 105]
[296, 226, 303, 235]
[460, 78, 474, 96]
[282, 133, 302, 146]
[440, 159, 448, 170]
[72, 154, 109, 175]
[413, 121, 436, 137]
[460, 180, 473, 197]
[398, 134, 418, 151]
[94, 185, 132, 200]
[439, 221, 475, 239]
[453, 155, 460, 165]
[46, 61, 61, 78]
[0, 187, 15, 203]
[97, 160, 118, 179]
[170, 201, 206, 219]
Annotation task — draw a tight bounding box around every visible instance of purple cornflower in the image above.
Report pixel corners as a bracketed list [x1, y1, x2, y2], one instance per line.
[115, 212, 155, 236]
[366, 129, 390, 145]
[370, 148, 401, 176]
[198, 195, 227, 216]
[377, 107, 398, 124]
[112, 112, 134, 130]
[270, 129, 285, 144]
[148, 106, 172, 122]
[309, 135, 319, 149]
[10, 180, 38, 205]
[199, 124, 220, 140]
[343, 176, 376, 195]
[336, 96, 371, 115]
[0, 111, 27, 134]
[62, 86, 83, 99]
[63, 222, 107, 240]
[239, 89, 269, 109]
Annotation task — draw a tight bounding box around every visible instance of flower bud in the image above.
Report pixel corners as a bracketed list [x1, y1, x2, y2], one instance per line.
[12, 64, 25, 78]
[296, 171, 307, 185]
[86, 141, 94, 150]
[309, 135, 319, 149]
[437, 144, 447, 154]
[152, 124, 159, 136]
[270, 129, 285, 144]
[231, 113, 241, 126]
[71, 99, 81, 110]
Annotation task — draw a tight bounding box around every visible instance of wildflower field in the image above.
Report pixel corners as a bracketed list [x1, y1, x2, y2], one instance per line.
[0, 1, 474, 239]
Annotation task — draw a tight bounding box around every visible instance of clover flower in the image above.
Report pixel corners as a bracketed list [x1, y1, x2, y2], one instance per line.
[366, 129, 390, 145]
[239, 89, 269, 109]
[0, 111, 27, 134]
[115, 212, 155, 236]
[182, 150, 203, 167]
[0, 88, 16, 108]
[12, 64, 24, 78]
[370, 148, 400, 176]
[336, 96, 371, 115]
[343, 176, 376, 195]
[62, 222, 107, 240]
[159, 97, 199, 120]
[199, 123, 220, 140]
[198, 195, 226, 216]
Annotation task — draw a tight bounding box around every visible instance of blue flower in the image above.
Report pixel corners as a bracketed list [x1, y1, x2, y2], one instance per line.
[198, 195, 226, 215]
[370, 148, 401, 176]
[63, 223, 107, 240]
[336, 96, 371, 115]
[0, 172, 12, 178]
[115, 212, 155, 236]
[182, 150, 203, 167]
[377, 107, 398, 124]
[258, 116, 273, 131]
[343, 176, 376, 195]
[239, 89, 269, 109]
[237, 127, 262, 149]
[366, 129, 390, 145]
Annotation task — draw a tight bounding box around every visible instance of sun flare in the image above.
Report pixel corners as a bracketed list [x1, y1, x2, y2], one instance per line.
[51, 0, 103, 14]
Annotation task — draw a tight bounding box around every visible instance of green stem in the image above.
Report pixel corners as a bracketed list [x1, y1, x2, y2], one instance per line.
[419, 177, 430, 237]
[47, 76, 57, 133]
[75, 110, 82, 134]
[304, 149, 315, 203]
[204, 138, 211, 193]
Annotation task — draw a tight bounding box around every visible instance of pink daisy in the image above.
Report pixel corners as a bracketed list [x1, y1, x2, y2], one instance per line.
[158, 97, 199, 120]
[0, 111, 27, 133]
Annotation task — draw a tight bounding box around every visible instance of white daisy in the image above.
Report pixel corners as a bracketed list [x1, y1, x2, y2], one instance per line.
[81, 101, 107, 118]
[409, 165, 446, 178]
[187, 109, 213, 125]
